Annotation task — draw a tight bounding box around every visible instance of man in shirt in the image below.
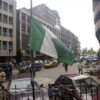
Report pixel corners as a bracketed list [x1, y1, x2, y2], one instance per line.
[77, 61, 83, 74]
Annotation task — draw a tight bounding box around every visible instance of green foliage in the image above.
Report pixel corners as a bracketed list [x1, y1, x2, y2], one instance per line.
[81, 48, 96, 55]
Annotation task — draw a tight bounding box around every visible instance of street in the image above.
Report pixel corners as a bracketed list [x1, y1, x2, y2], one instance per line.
[1, 62, 100, 100]
[35, 63, 100, 87]
[2, 62, 100, 90]
[36, 63, 78, 82]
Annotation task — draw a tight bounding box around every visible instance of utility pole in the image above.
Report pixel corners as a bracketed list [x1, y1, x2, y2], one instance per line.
[30, 0, 35, 100]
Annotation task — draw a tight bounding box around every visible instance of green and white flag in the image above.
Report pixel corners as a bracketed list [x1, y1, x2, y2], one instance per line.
[29, 18, 75, 64]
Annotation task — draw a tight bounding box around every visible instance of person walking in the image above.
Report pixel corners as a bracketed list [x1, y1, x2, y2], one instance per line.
[63, 63, 68, 72]
[77, 61, 83, 74]
[0, 68, 6, 86]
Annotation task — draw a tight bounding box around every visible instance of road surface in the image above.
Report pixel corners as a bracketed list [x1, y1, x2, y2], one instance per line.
[35, 63, 100, 87]
[35, 63, 79, 87]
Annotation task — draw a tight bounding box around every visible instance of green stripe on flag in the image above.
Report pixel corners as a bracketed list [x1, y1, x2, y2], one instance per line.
[52, 38, 75, 64]
[29, 18, 45, 51]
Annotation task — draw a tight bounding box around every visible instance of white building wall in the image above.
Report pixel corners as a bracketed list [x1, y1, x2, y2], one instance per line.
[0, 0, 16, 56]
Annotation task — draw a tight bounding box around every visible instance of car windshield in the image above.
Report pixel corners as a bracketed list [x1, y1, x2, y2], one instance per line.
[74, 78, 99, 93]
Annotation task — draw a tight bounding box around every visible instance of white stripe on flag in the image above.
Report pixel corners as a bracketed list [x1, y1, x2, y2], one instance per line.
[40, 26, 58, 58]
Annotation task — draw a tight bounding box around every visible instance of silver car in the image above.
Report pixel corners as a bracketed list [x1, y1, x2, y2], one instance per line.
[8, 78, 48, 100]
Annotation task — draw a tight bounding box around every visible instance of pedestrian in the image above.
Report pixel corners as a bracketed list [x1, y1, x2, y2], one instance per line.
[63, 63, 68, 72]
[0, 68, 6, 86]
[77, 60, 83, 74]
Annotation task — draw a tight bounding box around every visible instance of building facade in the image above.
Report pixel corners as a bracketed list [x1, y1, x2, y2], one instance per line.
[60, 26, 80, 57]
[0, 0, 16, 62]
[31, 4, 60, 27]
[93, 0, 100, 43]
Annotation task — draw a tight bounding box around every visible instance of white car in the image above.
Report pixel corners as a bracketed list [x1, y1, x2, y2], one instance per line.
[9, 78, 48, 100]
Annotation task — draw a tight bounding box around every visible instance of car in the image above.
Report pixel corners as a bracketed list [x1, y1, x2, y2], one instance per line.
[27, 60, 43, 72]
[19, 60, 43, 73]
[0, 63, 12, 79]
[85, 57, 98, 62]
[18, 62, 28, 73]
[34, 60, 43, 70]
[43, 61, 58, 69]
[52, 74, 100, 100]
[8, 78, 48, 100]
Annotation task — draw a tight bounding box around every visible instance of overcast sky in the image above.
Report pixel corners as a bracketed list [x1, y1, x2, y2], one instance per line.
[16, 0, 100, 51]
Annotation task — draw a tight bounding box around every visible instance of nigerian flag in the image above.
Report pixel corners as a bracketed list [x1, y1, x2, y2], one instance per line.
[29, 18, 75, 64]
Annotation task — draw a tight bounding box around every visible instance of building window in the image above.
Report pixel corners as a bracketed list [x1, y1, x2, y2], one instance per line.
[0, 13, 2, 22]
[9, 29, 13, 37]
[0, 0, 2, 9]
[3, 27, 7, 36]
[0, 27, 1, 35]
[9, 16, 13, 25]
[22, 12, 26, 21]
[9, 5, 13, 13]
[0, 40, 1, 50]
[22, 23, 26, 32]
[3, 2, 8, 11]
[9, 41, 13, 53]
[3, 15, 8, 23]
[9, 41, 13, 50]
[27, 15, 30, 24]
[3, 41, 7, 50]
[27, 26, 30, 34]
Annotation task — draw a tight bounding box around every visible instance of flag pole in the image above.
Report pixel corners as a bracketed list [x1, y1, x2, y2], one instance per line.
[30, 0, 35, 100]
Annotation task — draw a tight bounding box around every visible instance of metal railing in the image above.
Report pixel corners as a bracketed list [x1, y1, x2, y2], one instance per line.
[48, 84, 100, 100]
[0, 84, 47, 100]
[0, 85, 8, 100]
[0, 83, 100, 100]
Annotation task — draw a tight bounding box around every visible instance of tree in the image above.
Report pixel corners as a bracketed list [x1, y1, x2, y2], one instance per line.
[81, 48, 96, 56]
[81, 48, 88, 56]
[88, 48, 96, 55]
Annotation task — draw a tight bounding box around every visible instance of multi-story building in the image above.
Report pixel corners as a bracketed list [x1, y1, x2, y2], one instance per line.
[92, 0, 100, 43]
[60, 26, 80, 57]
[0, 0, 16, 62]
[31, 4, 60, 27]
[60, 26, 71, 48]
